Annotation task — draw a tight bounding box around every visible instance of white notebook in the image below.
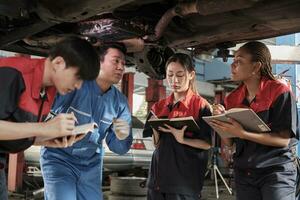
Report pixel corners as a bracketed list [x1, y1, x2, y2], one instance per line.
[203, 108, 270, 138]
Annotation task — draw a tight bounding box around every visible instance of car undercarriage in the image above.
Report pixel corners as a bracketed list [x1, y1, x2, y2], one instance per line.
[1, 0, 300, 79]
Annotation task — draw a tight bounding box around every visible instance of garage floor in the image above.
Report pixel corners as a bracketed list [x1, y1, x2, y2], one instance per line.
[201, 184, 235, 200]
[8, 179, 235, 200]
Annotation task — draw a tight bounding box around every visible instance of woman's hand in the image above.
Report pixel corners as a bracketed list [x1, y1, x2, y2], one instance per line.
[158, 124, 187, 144]
[209, 118, 247, 139]
[211, 104, 225, 115]
[152, 128, 160, 147]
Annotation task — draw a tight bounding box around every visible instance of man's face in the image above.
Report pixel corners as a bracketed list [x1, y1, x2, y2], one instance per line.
[99, 48, 125, 84]
[51, 57, 83, 95]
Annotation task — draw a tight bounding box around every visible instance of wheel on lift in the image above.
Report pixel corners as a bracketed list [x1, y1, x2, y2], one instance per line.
[110, 176, 147, 196]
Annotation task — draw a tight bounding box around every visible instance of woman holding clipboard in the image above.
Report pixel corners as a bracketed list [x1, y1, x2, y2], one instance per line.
[210, 41, 298, 200]
[143, 53, 212, 200]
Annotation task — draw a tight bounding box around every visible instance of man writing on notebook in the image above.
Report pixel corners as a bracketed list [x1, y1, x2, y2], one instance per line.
[0, 36, 99, 199]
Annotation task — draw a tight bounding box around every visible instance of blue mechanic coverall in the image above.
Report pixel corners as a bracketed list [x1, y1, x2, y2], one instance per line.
[40, 80, 133, 200]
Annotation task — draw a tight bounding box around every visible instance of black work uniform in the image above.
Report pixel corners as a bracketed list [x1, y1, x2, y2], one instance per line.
[225, 77, 298, 200]
[143, 89, 212, 200]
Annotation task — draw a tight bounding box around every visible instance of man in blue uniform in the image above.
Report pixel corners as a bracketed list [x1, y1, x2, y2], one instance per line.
[40, 42, 133, 200]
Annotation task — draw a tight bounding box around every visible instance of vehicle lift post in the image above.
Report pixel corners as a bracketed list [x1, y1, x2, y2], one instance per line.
[121, 72, 134, 112]
[145, 79, 166, 112]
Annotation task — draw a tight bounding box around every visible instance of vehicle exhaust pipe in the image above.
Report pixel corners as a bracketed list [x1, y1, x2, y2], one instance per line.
[149, 0, 259, 41]
[119, 38, 145, 53]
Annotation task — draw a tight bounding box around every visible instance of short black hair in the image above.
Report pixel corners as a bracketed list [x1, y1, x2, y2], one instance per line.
[97, 42, 127, 62]
[48, 36, 100, 80]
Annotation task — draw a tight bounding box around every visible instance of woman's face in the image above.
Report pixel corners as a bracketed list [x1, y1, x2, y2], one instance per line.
[231, 48, 257, 82]
[166, 61, 193, 93]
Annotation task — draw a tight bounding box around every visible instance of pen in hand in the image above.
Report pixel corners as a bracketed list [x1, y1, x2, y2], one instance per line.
[150, 111, 158, 119]
[70, 112, 78, 124]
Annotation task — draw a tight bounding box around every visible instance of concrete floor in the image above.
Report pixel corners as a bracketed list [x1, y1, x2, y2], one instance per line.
[201, 184, 235, 200]
[102, 184, 235, 200]
[9, 178, 235, 200]
[9, 188, 235, 200]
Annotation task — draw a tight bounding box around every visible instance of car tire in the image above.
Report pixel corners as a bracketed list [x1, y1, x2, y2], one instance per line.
[108, 194, 146, 200]
[110, 176, 147, 196]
